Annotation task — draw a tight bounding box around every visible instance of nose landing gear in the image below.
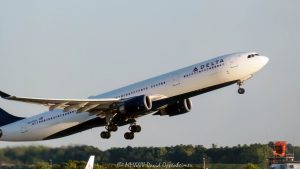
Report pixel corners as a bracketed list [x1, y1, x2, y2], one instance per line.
[238, 88, 245, 94]
[237, 81, 245, 94]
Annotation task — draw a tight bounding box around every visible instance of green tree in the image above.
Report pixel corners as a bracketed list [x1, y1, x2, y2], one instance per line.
[64, 160, 78, 169]
[94, 164, 107, 169]
[36, 162, 51, 169]
[245, 163, 260, 169]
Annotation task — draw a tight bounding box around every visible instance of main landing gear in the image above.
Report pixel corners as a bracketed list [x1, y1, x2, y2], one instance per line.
[100, 123, 118, 139]
[100, 122, 142, 140]
[100, 113, 141, 140]
[237, 81, 245, 94]
[124, 124, 141, 140]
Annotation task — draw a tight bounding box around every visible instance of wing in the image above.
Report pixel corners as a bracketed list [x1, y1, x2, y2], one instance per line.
[0, 91, 120, 113]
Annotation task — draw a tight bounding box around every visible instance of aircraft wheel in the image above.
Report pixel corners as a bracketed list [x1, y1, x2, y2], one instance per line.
[112, 125, 118, 132]
[124, 132, 134, 140]
[238, 88, 245, 94]
[107, 124, 118, 132]
[135, 125, 141, 132]
[100, 131, 111, 139]
[129, 125, 141, 133]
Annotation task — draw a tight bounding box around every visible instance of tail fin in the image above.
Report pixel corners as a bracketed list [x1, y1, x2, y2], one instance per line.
[85, 155, 95, 169]
[0, 108, 24, 127]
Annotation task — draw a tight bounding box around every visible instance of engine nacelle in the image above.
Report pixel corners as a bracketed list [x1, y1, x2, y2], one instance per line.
[157, 98, 192, 116]
[119, 95, 152, 114]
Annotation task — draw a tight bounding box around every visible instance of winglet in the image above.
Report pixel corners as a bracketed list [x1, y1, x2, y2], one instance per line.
[0, 91, 11, 98]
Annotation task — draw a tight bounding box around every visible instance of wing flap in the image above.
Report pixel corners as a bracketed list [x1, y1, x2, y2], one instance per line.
[77, 104, 100, 113]
[49, 102, 69, 111]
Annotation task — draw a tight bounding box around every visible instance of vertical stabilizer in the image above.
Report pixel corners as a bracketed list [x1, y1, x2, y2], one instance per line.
[0, 108, 24, 127]
[85, 155, 95, 169]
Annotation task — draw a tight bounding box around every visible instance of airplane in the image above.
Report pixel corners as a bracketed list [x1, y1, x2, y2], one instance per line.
[0, 52, 269, 141]
[85, 155, 95, 169]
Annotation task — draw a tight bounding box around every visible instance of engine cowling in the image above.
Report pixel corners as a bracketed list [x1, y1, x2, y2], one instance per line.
[158, 98, 192, 116]
[119, 95, 152, 114]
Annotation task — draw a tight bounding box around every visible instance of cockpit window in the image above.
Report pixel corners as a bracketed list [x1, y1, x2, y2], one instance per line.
[247, 53, 259, 58]
[247, 54, 254, 58]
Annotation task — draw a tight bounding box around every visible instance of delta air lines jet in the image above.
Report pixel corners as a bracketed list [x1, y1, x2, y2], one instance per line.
[0, 52, 269, 141]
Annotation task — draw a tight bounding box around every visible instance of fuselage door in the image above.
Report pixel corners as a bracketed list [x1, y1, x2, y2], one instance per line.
[172, 73, 181, 87]
[21, 122, 29, 133]
[230, 56, 239, 68]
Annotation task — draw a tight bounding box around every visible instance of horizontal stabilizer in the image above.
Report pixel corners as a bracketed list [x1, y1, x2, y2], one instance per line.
[0, 91, 11, 98]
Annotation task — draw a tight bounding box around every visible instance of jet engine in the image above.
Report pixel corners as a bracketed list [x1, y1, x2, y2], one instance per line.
[156, 98, 192, 116]
[119, 95, 152, 114]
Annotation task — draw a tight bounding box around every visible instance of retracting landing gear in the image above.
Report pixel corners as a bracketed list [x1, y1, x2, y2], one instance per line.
[100, 131, 111, 139]
[124, 132, 134, 140]
[237, 80, 245, 94]
[107, 123, 118, 132]
[129, 124, 141, 132]
[100, 123, 118, 139]
[100, 113, 118, 139]
[124, 124, 141, 140]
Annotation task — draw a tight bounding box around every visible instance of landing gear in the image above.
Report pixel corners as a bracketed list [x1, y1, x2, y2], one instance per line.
[100, 131, 111, 139]
[237, 81, 246, 94]
[100, 123, 118, 139]
[124, 124, 141, 140]
[124, 132, 134, 140]
[129, 124, 141, 133]
[107, 123, 118, 132]
[238, 88, 245, 94]
[100, 114, 142, 140]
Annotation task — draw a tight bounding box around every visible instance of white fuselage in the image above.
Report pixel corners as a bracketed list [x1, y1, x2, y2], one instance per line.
[0, 52, 268, 141]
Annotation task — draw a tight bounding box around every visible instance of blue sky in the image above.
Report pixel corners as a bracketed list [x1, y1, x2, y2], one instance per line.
[0, 0, 299, 150]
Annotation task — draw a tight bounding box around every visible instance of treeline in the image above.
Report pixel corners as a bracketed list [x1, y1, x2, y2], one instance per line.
[0, 142, 299, 167]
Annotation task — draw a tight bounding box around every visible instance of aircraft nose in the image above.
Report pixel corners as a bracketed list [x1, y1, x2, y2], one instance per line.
[260, 56, 269, 67]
